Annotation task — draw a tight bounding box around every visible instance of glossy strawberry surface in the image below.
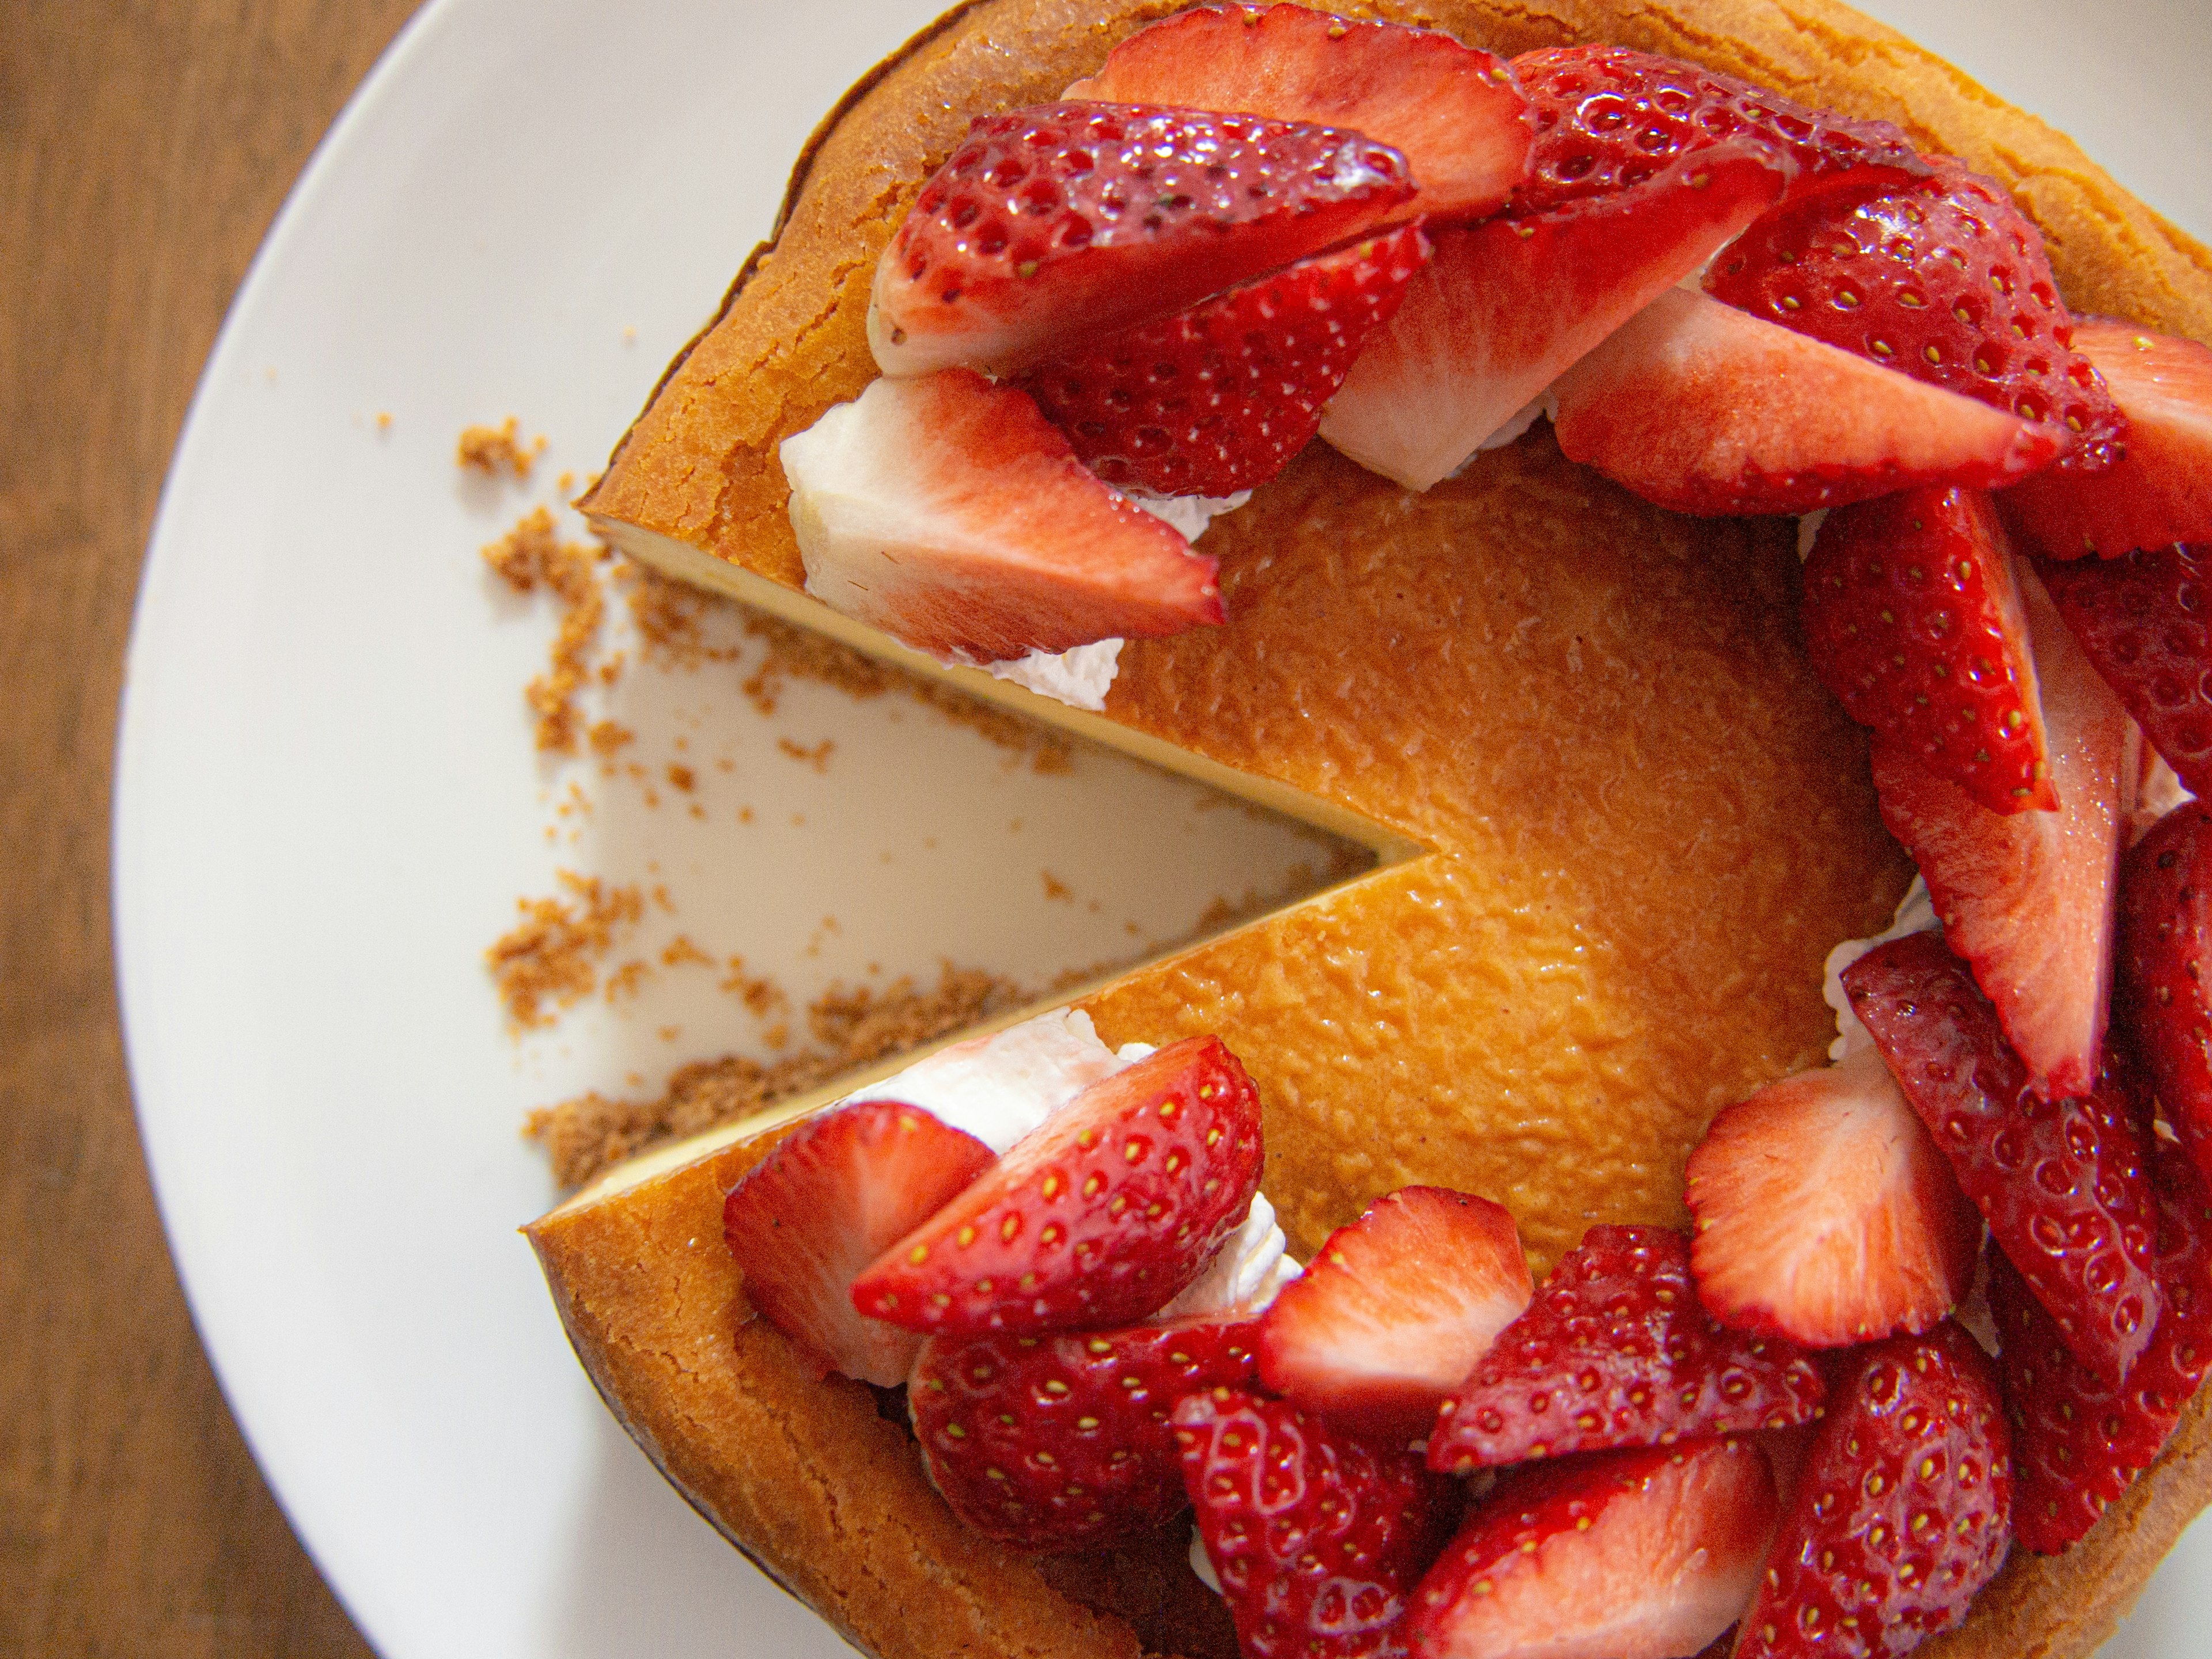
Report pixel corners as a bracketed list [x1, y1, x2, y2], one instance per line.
[2040, 541, 2212, 798]
[2114, 800, 2212, 1177]
[909, 1312, 1260, 1551]
[1429, 1225, 1825, 1472]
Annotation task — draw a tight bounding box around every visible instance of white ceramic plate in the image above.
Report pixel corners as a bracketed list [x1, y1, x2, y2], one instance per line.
[113, 2, 2212, 1656]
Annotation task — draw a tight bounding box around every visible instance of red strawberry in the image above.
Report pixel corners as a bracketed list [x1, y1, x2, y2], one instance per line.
[908, 1312, 1261, 1551]
[2039, 542, 2212, 798]
[1842, 932, 2164, 1383]
[1548, 287, 2062, 516]
[1992, 1139, 2212, 1553]
[1014, 225, 1430, 498]
[869, 101, 1415, 377]
[1066, 4, 1533, 224]
[1865, 565, 2133, 1096]
[1404, 1438, 1778, 1659]
[1175, 1387, 1456, 1659]
[1804, 487, 2055, 813]
[851, 1036, 1264, 1337]
[2115, 800, 2212, 1178]
[1736, 1321, 2012, 1659]
[779, 369, 1222, 662]
[1258, 1186, 1533, 1441]
[1706, 162, 2125, 471]
[1509, 42, 1924, 215]
[721, 1100, 994, 1386]
[1427, 1225, 1825, 1474]
[1319, 143, 1788, 490]
[1999, 318, 2212, 558]
[1685, 1047, 1981, 1349]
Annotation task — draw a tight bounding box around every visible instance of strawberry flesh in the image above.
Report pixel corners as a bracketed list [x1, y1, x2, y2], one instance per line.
[1685, 1047, 1981, 1348]
[1067, 3, 1533, 225]
[1999, 317, 2212, 558]
[851, 1035, 1264, 1336]
[2039, 541, 2212, 798]
[1805, 487, 2055, 813]
[1175, 1387, 1456, 1659]
[1736, 1321, 2012, 1659]
[1707, 162, 2125, 472]
[1016, 225, 1430, 497]
[1865, 565, 2131, 1096]
[1404, 1438, 1778, 1659]
[1429, 1225, 1825, 1473]
[909, 1312, 1261, 1551]
[1991, 1138, 2212, 1553]
[1259, 1185, 1533, 1441]
[722, 1100, 995, 1386]
[1320, 143, 1788, 491]
[870, 101, 1415, 377]
[2115, 800, 2212, 1179]
[780, 369, 1223, 662]
[1548, 287, 2062, 516]
[1842, 931, 2164, 1383]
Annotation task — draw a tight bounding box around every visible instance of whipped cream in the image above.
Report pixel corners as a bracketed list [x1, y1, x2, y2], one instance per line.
[1823, 876, 1939, 1060]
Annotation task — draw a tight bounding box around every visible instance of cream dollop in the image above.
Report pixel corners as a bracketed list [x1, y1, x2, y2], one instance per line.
[1823, 876, 1938, 1060]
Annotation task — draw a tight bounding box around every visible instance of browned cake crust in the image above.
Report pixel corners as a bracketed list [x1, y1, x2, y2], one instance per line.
[536, 2, 2212, 1655]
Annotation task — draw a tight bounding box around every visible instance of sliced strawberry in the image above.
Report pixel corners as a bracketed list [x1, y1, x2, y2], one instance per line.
[721, 1100, 994, 1386]
[779, 369, 1222, 662]
[1319, 144, 1787, 490]
[851, 1036, 1264, 1337]
[1014, 225, 1430, 498]
[1842, 932, 2164, 1383]
[1999, 319, 2212, 558]
[1993, 1138, 2212, 1553]
[2039, 542, 2212, 797]
[1405, 1438, 1778, 1659]
[1509, 42, 1923, 215]
[1175, 1387, 1456, 1659]
[1066, 4, 1532, 224]
[1685, 1047, 1980, 1348]
[2115, 800, 2212, 1179]
[1427, 1225, 1825, 1474]
[1804, 488, 2054, 813]
[1865, 565, 2132, 1096]
[1549, 287, 2062, 516]
[1257, 1186, 1532, 1441]
[909, 1312, 1260, 1551]
[1736, 1321, 2011, 1659]
[869, 101, 1414, 377]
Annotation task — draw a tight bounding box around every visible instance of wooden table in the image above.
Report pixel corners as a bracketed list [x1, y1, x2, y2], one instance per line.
[2, 5, 419, 1653]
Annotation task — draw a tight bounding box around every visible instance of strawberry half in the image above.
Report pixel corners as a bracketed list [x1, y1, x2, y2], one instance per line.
[1014, 225, 1431, 497]
[1865, 565, 2133, 1096]
[1404, 1438, 1778, 1659]
[1804, 487, 2055, 814]
[1066, 3, 1533, 224]
[851, 1036, 1264, 1337]
[721, 1100, 995, 1386]
[1319, 143, 1787, 490]
[1736, 1321, 2012, 1659]
[1685, 1047, 1981, 1349]
[1175, 1387, 1456, 1659]
[2039, 541, 2212, 798]
[2002, 319, 2212, 557]
[908, 1312, 1261, 1551]
[1258, 1186, 1533, 1441]
[1842, 931, 2164, 1384]
[1993, 1138, 2212, 1553]
[1509, 42, 1923, 215]
[1706, 162, 2125, 472]
[1428, 1225, 1825, 1474]
[779, 369, 1222, 663]
[869, 101, 1415, 377]
[2115, 800, 2212, 1179]
[1548, 287, 2062, 516]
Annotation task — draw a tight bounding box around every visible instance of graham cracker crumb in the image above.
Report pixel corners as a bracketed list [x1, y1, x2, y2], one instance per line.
[661, 934, 714, 969]
[483, 508, 604, 752]
[457, 416, 543, 479]
[488, 872, 643, 1027]
[588, 720, 633, 755]
[1042, 870, 1072, 902]
[777, 737, 835, 772]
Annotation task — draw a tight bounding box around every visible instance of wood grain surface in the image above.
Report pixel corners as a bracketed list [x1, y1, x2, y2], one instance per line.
[1, 5, 417, 1654]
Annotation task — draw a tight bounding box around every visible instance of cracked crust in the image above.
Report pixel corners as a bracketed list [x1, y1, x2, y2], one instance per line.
[544, 2, 2212, 1656]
